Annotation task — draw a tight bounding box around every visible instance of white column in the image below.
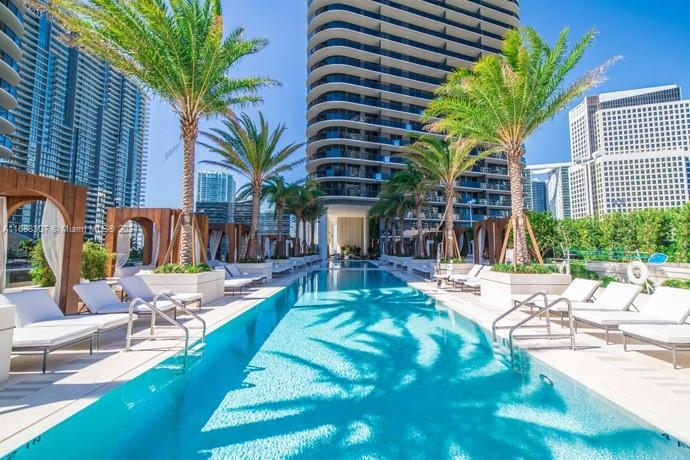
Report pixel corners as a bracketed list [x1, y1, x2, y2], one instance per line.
[362, 216, 369, 255]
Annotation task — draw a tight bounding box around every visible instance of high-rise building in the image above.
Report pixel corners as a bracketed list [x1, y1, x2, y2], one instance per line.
[1, 7, 149, 241]
[569, 85, 690, 218]
[525, 163, 572, 219]
[306, 0, 520, 254]
[196, 170, 235, 203]
[232, 200, 293, 236]
[0, 0, 25, 157]
[530, 180, 547, 213]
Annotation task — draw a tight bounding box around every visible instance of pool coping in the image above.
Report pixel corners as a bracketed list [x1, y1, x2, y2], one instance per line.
[0, 271, 308, 458]
[391, 270, 690, 449]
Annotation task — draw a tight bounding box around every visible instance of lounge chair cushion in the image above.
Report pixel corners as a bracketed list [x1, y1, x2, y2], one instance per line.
[23, 313, 132, 330]
[224, 279, 253, 289]
[574, 310, 676, 326]
[637, 286, 690, 324]
[4, 290, 63, 327]
[170, 293, 202, 304]
[73, 281, 123, 314]
[619, 324, 690, 344]
[592, 282, 642, 310]
[119, 276, 156, 300]
[13, 325, 97, 348]
[227, 264, 244, 277]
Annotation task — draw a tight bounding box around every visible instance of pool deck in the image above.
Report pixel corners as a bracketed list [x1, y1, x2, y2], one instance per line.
[0, 269, 308, 457]
[390, 268, 690, 449]
[1, 262, 690, 456]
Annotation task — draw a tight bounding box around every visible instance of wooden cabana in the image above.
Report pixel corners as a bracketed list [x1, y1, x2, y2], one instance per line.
[0, 168, 86, 313]
[207, 223, 249, 262]
[105, 208, 209, 275]
[472, 217, 509, 265]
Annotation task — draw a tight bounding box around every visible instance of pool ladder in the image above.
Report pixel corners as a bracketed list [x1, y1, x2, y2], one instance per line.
[491, 293, 576, 370]
[125, 293, 207, 367]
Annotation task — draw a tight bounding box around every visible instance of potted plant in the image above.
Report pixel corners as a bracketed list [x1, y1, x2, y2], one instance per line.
[479, 264, 572, 308]
[138, 263, 225, 305]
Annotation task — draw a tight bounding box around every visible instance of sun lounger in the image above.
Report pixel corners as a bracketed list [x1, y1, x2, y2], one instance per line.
[619, 324, 690, 368]
[511, 278, 600, 312]
[12, 324, 97, 373]
[548, 282, 641, 316]
[74, 280, 176, 315]
[225, 264, 266, 285]
[413, 265, 432, 278]
[574, 286, 690, 344]
[449, 265, 485, 288]
[214, 268, 255, 294]
[5, 289, 132, 348]
[119, 276, 202, 310]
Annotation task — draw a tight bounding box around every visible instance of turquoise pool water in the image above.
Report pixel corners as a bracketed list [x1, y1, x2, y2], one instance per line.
[5, 269, 689, 459]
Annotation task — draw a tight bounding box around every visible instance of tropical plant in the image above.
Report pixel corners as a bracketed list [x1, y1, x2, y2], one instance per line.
[81, 241, 110, 281]
[154, 263, 211, 274]
[201, 112, 305, 258]
[387, 166, 432, 257]
[286, 180, 323, 255]
[30, 240, 55, 287]
[371, 189, 414, 256]
[304, 199, 327, 253]
[425, 27, 615, 264]
[492, 263, 558, 274]
[46, 0, 275, 264]
[404, 136, 483, 259]
[262, 176, 292, 257]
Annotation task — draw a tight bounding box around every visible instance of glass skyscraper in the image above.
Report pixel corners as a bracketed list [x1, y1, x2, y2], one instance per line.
[1, 6, 149, 241]
[0, 0, 24, 156]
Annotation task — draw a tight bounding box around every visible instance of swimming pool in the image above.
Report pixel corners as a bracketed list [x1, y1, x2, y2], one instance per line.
[5, 268, 689, 459]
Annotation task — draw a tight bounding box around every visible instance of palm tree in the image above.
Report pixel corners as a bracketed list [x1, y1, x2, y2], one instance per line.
[47, 0, 275, 264]
[200, 113, 305, 259]
[387, 167, 432, 258]
[404, 136, 484, 260]
[368, 200, 394, 256]
[374, 188, 415, 256]
[286, 181, 323, 255]
[304, 200, 327, 253]
[262, 177, 292, 257]
[425, 27, 614, 264]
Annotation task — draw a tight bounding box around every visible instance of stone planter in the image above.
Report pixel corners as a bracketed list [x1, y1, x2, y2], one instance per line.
[138, 270, 225, 305]
[479, 271, 572, 308]
[235, 262, 273, 282]
[0, 303, 15, 383]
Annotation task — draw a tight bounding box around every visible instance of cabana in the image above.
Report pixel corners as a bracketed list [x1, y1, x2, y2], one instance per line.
[207, 223, 249, 263]
[105, 208, 209, 276]
[0, 168, 87, 313]
[472, 217, 509, 265]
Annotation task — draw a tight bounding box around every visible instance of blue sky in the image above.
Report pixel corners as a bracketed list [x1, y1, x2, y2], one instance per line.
[145, 0, 690, 207]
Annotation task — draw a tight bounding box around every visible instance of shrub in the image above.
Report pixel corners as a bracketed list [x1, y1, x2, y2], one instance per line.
[81, 241, 110, 280]
[30, 240, 55, 287]
[599, 275, 617, 287]
[238, 257, 265, 263]
[269, 255, 289, 260]
[569, 262, 598, 280]
[154, 263, 211, 274]
[492, 263, 558, 274]
[662, 279, 690, 290]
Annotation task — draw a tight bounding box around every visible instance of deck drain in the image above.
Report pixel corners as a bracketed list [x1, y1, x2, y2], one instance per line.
[539, 374, 554, 387]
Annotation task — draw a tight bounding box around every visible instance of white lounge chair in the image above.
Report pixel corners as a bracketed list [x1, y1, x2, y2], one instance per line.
[550, 282, 642, 315]
[511, 278, 601, 314]
[119, 276, 202, 310]
[224, 264, 266, 285]
[12, 325, 97, 373]
[5, 289, 132, 348]
[449, 265, 486, 288]
[574, 286, 690, 344]
[620, 324, 690, 369]
[74, 280, 176, 315]
[214, 268, 255, 295]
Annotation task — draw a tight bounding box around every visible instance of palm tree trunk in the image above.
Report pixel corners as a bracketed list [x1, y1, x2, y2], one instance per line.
[276, 203, 284, 257]
[245, 181, 261, 259]
[295, 213, 301, 255]
[508, 153, 529, 264]
[310, 220, 316, 251]
[179, 117, 199, 264]
[416, 199, 424, 257]
[444, 184, 456, 260]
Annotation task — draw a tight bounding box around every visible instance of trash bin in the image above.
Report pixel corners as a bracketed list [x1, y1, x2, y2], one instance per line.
[0, 299, 15, 383]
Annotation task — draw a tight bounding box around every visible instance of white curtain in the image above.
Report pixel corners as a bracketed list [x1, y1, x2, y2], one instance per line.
[459, 233, 465, 255]
[41, 200, 65, 302]
[151, 223, 161, 267]
[478, 228, 486, 262]
[0, 197, 7, 292]
[115, 222, 131, 272]
[209, 230, 222, 261]
[194, 224, 203, 263]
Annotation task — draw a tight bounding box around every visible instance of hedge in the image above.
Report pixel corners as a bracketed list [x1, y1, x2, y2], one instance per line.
[526, 203, 690, 263]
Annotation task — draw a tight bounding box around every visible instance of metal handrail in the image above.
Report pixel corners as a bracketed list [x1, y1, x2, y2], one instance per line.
[125, 297, 190, 362]
[491, 292, 548, 341]
[507, 298, 576, 367]
[153, 292, 207, 344]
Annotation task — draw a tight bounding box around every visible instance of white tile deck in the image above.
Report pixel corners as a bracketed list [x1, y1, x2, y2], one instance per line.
[1, 264, 690, 456]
